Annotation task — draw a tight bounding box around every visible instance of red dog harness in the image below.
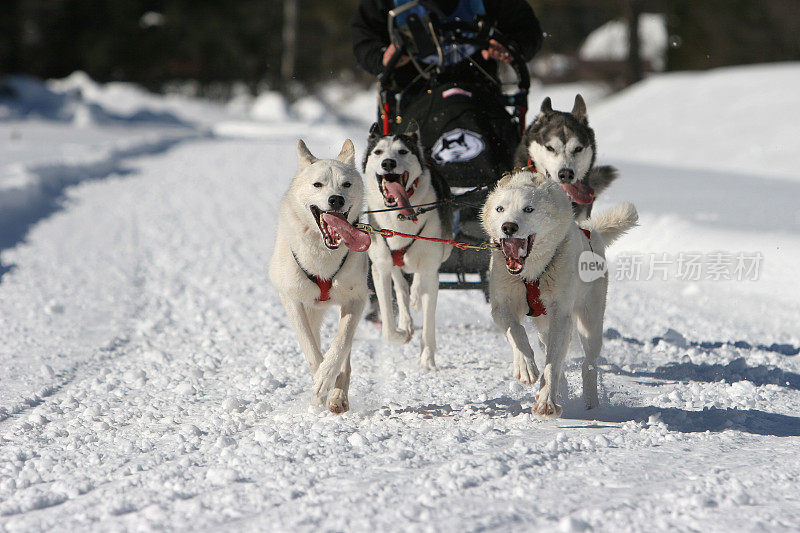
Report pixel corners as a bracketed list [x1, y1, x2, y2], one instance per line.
[292, 251, 348, 302]
[389, 222, 426, 267]
[525, 228, 591, 317]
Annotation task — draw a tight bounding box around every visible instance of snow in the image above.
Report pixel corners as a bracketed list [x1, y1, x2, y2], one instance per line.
[579, 13, 669, 71]
[1, 65, 800, 531]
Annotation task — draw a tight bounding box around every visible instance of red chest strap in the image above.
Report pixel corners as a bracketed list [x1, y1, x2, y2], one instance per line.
[388, 222, 426, 268]
[525, 279, 547, 317]
[524, 230, 590, 316]
[292, 251, 348, 302]
[314, 277, 333, 302]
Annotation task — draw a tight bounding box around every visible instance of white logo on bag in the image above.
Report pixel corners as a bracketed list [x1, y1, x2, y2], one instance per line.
[431, 128, 485, 163]
[578, 251, 608, 282]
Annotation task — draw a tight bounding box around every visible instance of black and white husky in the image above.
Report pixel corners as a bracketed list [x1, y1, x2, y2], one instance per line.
[514, 94, 618, 221]
[363, 122, 453, 370]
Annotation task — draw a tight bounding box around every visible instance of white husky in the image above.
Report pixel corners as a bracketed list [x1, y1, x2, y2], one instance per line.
[363, 123, 453, 370]
[269, 139, 372, 414]
[482, 170, 637, 417]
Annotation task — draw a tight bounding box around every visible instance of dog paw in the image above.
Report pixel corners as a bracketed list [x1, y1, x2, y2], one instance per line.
[384, 327, 412, 345]
[312, 362, 339, 404]
[327, 389, 349, 414]
[533, 389, 562, 418]
[513, 356, 539, 385]
[533, 399, 562, 418]
[418, 349, 437, 371]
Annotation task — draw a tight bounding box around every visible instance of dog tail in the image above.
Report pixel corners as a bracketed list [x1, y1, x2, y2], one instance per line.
[583, 202, 638, 246]
[587, 165, 618, 197]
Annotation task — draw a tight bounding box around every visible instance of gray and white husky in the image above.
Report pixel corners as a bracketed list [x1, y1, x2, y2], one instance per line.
[363, 122, 453, 370]
[514, 94, 618, 221]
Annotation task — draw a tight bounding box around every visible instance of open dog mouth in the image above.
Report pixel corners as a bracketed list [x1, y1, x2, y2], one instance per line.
[546, 171, 595, 205]
[499, 235, 535, 275]
[310, 206, 371, 252]
[377, 172, 415, 217]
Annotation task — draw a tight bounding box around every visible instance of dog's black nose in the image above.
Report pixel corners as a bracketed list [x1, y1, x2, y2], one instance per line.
[328, 195, 345, 210]
[501, 222, 518, 236]
[381, 159, 397, 172]
[558, 168, 574, 183]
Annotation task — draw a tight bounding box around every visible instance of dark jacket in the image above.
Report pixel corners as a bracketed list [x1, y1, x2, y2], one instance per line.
[352, 0, 543, 89]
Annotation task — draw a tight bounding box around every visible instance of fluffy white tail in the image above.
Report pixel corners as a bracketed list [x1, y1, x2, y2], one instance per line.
[583, 202, 638, 246]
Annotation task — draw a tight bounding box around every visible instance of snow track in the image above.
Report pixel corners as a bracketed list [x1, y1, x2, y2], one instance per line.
[3, 64, 800, 530]
[1, 135, 799, 531]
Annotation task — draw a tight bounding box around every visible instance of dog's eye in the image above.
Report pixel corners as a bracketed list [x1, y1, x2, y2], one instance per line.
[342, 181, 352, 188]
[313, 182, 323, 188]
[574, 146, 583, 153]
[546, 145, 555, 152]
[373, 149, 383, 155]
[523, 206, 534, 213]
[398, 149, 409, 155]
[496, 206, 504, 213]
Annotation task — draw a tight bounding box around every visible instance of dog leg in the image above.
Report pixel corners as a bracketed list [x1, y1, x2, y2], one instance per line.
[575, 286, 607, 410]
[280, 295, 323, 374]
[372, 264, 411, 344]
[492, 306, 539, 384]
[534, 312, 571, 418]
[409, 275, 421, 312]
[391, 269, 414, 341]
[417, 271, 439, 370]
[327, 353, 351, 414]
[313, 298, 365, 406]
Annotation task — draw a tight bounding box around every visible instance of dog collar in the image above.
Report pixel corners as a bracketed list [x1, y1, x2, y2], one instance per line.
[387, 222, 427, 267]
[291, 250, 348, 302]
[524, 228, 591, 317]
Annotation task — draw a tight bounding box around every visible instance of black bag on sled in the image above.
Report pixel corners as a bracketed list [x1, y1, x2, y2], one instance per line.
[401, 82, 520, 188]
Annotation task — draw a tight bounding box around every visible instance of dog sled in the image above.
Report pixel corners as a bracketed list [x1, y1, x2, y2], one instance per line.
[375, 0, 531, 299]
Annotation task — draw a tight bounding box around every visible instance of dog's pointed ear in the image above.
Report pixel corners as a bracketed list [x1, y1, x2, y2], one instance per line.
[540, 97, 553, 114]
[369, 122, 381, 139]
[572, 94, 588, 124]
[336, 139, 356, 166]
[297, 139, 317, 169]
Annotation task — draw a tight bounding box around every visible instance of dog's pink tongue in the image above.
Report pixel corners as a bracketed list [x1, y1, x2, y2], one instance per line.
[501, 238, 527, 261]
[561, 182, 595, 205]
[383, 181, 414, 217]
[320, 213, 371, 252]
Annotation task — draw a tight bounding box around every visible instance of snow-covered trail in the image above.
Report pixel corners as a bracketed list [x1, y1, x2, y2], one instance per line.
[2, 132, 800, 531]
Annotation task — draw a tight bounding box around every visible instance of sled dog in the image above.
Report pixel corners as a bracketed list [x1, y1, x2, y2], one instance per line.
[363, 122, 453, 370]
[269, 139, 372, 414]
[514, 94, 618, 221]
[482, 170, 637, 416]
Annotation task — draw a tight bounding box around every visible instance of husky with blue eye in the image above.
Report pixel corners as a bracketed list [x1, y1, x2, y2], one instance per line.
[514, 95, 618, 222]
[362, 122, 453, 370]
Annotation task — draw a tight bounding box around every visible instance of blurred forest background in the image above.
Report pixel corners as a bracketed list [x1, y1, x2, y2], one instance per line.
[1, 0, 798, 97]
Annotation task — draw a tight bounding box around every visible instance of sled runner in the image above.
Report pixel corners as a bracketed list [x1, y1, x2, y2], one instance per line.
[376, 0, 531, 299]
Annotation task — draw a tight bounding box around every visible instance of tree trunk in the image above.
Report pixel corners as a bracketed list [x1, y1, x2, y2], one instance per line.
[281, 0, 298, 84]
[626, 0, 643, 85]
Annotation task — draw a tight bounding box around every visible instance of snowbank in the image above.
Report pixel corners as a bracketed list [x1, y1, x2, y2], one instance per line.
[591, 62, 800, 181]
[580, 13, 669, 71]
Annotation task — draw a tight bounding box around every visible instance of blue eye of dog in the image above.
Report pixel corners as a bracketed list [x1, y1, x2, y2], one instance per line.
[496, 206, 504, 212]
[398, 149, 409, 155]
[524, 206, 534, 213]
[313, 182, 323, 188]
[574, 146, 583, 153]
[342, 182, 351, 188]
[546, 145, 555, 152]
